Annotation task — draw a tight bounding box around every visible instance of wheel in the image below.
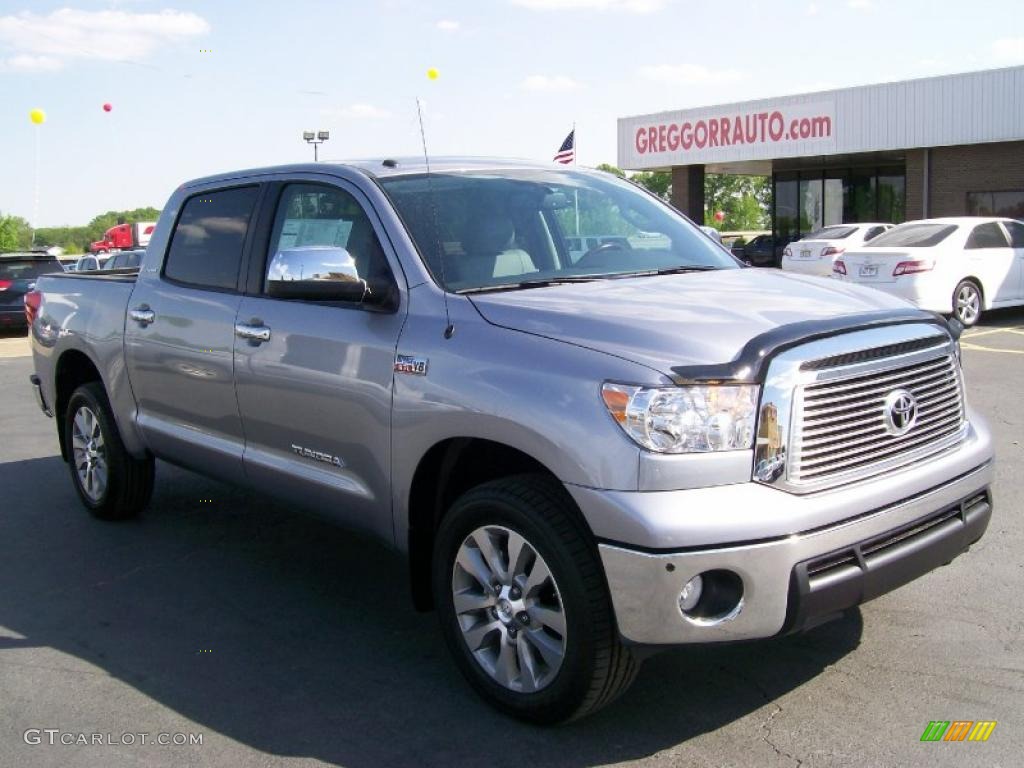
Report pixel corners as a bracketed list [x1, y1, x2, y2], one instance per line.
[65, 382, 154, 520]
[432, 474, 638, 724]
[952, 279, 982, 327]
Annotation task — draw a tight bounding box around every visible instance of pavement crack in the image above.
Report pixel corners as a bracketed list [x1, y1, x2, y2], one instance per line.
[758, 700, 804, 768]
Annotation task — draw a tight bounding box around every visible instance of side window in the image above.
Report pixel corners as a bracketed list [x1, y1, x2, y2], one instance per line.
[865, 226, 884, 241]
[264, 183, 394, 304]
[965, 222, 1010, 250]
[164, 186, 259, 290]
[1003, 220, 1024, 247]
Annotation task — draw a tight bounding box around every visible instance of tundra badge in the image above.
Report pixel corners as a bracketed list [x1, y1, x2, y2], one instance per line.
[290, 444, 345, 468]
[394, 354, 428, 376]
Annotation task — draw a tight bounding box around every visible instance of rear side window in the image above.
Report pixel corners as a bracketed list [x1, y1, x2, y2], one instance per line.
[164, 186, 259, 290]
[1004, 220, 1024, 247]
[965, 222, 1010, 249]
[867, 223, 957, 248]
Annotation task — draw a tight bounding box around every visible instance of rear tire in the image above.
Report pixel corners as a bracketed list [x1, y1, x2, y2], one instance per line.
[952, 279, 982, 327]
[432, 474, 638, 724]
[64, 382, 154, 520]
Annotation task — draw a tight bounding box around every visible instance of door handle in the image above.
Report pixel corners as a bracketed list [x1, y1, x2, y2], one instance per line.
[234, 323, 271, 343]
[129, 307, 155, 326]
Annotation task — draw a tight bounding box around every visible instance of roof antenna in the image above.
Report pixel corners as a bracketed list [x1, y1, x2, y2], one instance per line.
[416, 97, 454, 339]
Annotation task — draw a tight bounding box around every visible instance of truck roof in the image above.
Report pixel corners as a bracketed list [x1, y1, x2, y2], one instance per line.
[181, 157, 591, 189]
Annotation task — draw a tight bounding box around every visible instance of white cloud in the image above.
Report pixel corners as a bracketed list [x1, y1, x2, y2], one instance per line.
[520, 74, 580, 91]
[323, 103, 393, 119]
[435, 19, 460, 31]
[638, 63, 743, 85]
[847, 0, 872, 9]
[992, 37, 1024, 63]
[0, 8, 209, 70]
[0, 53, 61, 72]
[807, 3, 819, 15]
[512, 0, 667, 13]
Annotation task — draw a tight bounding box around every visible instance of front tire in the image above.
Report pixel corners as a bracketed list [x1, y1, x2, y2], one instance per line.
[65, 382, 154, 520]
[432, 475, 637, 724]
[953, 279, 982, 327]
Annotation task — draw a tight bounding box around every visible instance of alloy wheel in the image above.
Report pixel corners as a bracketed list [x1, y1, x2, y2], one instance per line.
[451, 525, 567, 693]
[72, 406, 107, 501]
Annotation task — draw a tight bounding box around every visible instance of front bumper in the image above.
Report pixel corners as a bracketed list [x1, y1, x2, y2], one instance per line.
[598, 460, 993, 645]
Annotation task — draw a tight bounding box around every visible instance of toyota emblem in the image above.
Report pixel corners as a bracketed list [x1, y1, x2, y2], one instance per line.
[883, 389, 918, 436]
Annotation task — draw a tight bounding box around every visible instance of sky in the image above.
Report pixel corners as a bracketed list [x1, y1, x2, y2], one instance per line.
[1, 0, 1023, 226]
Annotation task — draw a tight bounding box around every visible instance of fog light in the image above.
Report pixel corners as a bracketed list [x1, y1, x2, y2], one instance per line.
[678, 575, 704, 613]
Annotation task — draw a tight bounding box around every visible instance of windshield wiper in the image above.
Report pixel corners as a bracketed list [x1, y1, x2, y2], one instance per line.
[614, 265, 721, 278]
[457, 275, 604, 294]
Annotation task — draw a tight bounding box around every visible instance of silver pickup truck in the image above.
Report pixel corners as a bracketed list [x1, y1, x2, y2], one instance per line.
[27, 159, 994, 724]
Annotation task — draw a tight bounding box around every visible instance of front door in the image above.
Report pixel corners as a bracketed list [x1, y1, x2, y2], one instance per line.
[124, 184, 261, 485]
[1001, 220, 1024, 300]
[964, 221, 1016, 304]
[233, 180, 406, 541]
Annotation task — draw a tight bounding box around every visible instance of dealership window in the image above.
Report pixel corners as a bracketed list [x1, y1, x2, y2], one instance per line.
[967, 190, 1024, 219]
[774, 173, 798, 246]
[774, 166, 905, 248]
[877, 166, 905, 223]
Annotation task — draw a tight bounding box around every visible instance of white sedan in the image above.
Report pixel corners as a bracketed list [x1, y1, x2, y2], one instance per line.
[832, 217, 1024, 327]
[781, 223, 892, 276]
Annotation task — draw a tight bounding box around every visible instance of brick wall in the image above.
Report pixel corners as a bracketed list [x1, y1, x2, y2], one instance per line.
[928, 140, 1024, 217]
[905, 149, 926, 219]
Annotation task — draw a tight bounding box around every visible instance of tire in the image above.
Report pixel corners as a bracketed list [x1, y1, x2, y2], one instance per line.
[64, 382, 154, 520]
[432, 474, 638, 724]
[952, 279, 983, 328]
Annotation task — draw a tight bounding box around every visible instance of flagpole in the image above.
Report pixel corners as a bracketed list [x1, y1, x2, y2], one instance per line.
[573, 121, 580, 235]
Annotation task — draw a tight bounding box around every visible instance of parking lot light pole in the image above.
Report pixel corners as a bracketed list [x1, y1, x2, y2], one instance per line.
[303, 130, 330, 161]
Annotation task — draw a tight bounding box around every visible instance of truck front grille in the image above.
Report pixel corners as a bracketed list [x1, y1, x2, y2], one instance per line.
[789, 346, 965, 487]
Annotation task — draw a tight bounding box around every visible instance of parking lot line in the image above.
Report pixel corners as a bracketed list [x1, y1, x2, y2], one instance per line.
[960, 341, 1024, 355]
[962, 326, 1024, 339]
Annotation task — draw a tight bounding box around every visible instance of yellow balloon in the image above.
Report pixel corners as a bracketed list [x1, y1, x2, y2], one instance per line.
[426, 67, 439, 81]
[29, 108, 46, 125]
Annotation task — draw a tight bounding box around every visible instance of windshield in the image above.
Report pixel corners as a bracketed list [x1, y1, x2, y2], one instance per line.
[867, 223, 958, 248]
[805, 225, 856, 240]
[0, 259, 57, 280]
[380, 169, 737, 292]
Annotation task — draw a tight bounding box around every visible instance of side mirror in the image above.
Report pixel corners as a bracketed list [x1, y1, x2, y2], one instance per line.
[266, 246, 393, 307]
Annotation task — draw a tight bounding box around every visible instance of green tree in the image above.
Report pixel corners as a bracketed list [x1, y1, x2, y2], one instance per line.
[594, 163, 625, 178]
[703, 174, 770, 231]
[630, 170, 671, 201]
[0, 213, 33, 252]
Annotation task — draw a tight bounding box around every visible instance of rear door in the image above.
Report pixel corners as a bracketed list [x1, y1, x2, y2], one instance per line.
[1001, 220, 1024, 300]
[232, 177, 406, 540]
[124, 183, 261, 484]
[964, 222, 1015, 303]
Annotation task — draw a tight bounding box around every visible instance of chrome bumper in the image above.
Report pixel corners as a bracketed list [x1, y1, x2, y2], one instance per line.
[599, 460, 993, 645]
[29, 374, 52, 417]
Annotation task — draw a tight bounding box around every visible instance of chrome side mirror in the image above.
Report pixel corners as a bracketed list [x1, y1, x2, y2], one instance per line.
[266, 246, 370, 302]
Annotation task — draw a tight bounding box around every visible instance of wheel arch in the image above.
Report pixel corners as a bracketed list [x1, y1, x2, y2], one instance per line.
[405, 437, 595, 612]
[54, 349, 104, 460]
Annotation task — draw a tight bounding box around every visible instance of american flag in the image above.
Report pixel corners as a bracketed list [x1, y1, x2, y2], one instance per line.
[553, 129, 575, 164]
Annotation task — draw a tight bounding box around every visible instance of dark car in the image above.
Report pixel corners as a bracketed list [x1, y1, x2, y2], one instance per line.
[730, 234, 778, 267]
[0, 252, 63, 331]
[104, 249, 145, 270]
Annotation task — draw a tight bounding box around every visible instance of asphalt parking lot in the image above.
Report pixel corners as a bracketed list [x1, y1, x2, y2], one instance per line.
[1, 311, 1022, 768]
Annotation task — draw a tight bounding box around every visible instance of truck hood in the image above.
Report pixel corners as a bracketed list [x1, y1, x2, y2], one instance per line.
[468, 268, 917, 376]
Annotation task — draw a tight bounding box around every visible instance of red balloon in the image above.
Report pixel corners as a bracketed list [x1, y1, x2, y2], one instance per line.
[102, 103, 112, 112]
[714, 210, 725, 222]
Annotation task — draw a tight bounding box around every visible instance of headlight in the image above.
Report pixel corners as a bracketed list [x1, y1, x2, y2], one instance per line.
[602, 382, 758, 453]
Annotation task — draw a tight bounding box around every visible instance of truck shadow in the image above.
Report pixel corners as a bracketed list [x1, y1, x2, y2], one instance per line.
[0, 455, 863, 768]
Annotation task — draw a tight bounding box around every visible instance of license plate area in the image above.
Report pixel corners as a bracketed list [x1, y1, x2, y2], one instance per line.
[859, 264, 878, 277]
[800, 249, 812, 258]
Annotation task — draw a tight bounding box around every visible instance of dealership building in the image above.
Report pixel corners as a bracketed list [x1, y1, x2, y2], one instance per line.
[617, 65, 1024, 248]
